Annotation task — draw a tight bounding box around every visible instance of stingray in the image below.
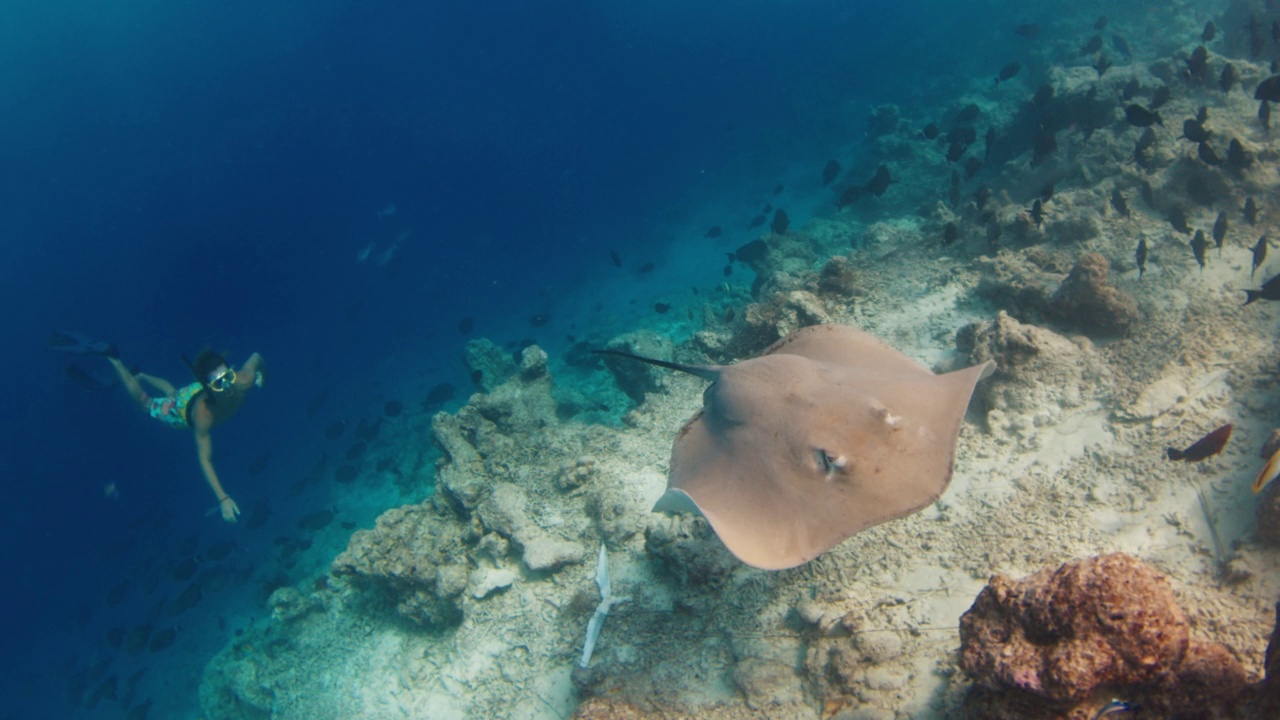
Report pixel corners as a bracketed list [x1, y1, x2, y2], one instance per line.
[599, 323, 995, 570]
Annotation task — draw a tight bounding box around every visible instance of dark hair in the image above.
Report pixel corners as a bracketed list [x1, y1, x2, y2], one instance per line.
[191, 349, 229, 384]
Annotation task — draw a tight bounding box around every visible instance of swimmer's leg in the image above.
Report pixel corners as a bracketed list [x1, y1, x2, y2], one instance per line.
[107, 357, 151, 411]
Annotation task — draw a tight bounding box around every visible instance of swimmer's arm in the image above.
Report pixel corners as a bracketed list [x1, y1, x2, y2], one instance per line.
[236, 353, 266, 389]
[194, 428, 229, 501]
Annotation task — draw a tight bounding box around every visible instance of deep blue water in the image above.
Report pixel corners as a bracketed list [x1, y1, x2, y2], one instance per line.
[0, 0, 1117, 716]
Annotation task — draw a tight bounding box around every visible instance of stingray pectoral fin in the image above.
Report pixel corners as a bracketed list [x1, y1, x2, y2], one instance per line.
[652, 488, 704, 516]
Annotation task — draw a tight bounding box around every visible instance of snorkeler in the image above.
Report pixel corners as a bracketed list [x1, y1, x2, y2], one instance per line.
[48, 331, 267, 523]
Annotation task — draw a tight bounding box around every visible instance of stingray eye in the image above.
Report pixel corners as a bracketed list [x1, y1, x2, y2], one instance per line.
[814, 448, 847, 476]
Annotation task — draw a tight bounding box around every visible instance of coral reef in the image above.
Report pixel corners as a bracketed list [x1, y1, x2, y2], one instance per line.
[959, 553, 1245, 718]
[1047, 252, 1139, 337]
[463, 337, 518, 392]
[600, 329, 675, 404]
[958, 311, 1112, 447]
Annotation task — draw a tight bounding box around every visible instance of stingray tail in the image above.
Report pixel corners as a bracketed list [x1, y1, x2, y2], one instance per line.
[592, 349, 720, 381]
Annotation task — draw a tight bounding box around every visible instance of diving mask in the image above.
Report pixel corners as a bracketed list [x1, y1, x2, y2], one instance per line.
[208, 367, 237, 392]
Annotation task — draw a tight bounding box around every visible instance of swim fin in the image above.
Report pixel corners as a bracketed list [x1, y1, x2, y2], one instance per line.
[47, 330, 117, 358]
[63, 364, 117, 392]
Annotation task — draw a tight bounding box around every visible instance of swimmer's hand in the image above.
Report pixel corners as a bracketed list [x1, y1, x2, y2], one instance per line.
[254, 371, 264, 388]
[220, 496, 241, 523]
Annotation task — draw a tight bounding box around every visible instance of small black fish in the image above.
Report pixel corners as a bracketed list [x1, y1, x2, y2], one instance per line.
[1124, 104, 1162, 127]
[1252, 236, 1268, 278]
[956, 103, 981, 124]
[1149, 86, 1171, 110]
[974, 186, 992, 211]
[821, 160, 841, 186]
[1191, 230, 1209, 270]
[1166, 424, 1232, 462]
[1113, 34, 1133, 59]
[723, 265, 732, 277]
[1213, 211, 1228, 250]
[148, 628, 177, 653]
[1197, 142, 1222, 165]
[747, 214, 766, 229]
[1082, 34, 1103, 55]
[770, 209, 789, 235]
[949, 171, 960, 208]
[942, 222, 959, 245]
[1196, 105, 1209, 124]
[1040, 182, 1054, 203]
[1120, 79, 1140, 101]
[1182, 118, 1211, 142]
[1015, 23, 1040, 39]
[297, 508, 336, 531]
[983, 127, 995, 161]
[921, 123, 939, 139]
[836, 184, 864, 209]
[609, 250, 621, 268]
[1136, 238, 1148, 279]
[761, 203, 772, 214]
[1260, 100, 1272, 132]
[1030, 199, 1045, 228]
[1246, 272, 1280, 305]
[1135, 128, 1157, 153]
[1255, 76, 1280, 102]
[1245, 197, 1260, 225]
[1226, 138, 1250, 171]
[964, 157, 983, 179]
[1220, 63, 1238, 93]
[705, 226, 722, 238]
[1093, 15, 1108, 30]
[1202, 21, 1217, 43]
[995, 62, 1021, 83]
[1033, 84, 1054, 106]
[947, 125, 977, 145]
[654, 302, 670, 314]
[638, 262, 655, 273]
[305, 392, 327, 416]
[865, 164, 893, 196]
[1110, 188, 1129, 217]
[773, 184, 783, 195]
[1093, 54, 1111, 78]
[946, 142, 966, 163]
[1187, 46, 1209, 80]
[529, 313, 549, 328]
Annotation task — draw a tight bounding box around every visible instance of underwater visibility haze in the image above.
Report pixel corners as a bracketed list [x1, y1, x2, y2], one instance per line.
[8, 0, 1280, 718]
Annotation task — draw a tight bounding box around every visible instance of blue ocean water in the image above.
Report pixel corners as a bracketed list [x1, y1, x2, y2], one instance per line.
[0, 0, 1137, 717]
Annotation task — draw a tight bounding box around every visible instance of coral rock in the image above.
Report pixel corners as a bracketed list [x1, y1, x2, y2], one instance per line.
[331, 501, 468, 628]
[463, 338, 518, 392]
[1049, 252, 1139, 336]
[601, 330, 675, 404]
[959, 553, 1246, 718]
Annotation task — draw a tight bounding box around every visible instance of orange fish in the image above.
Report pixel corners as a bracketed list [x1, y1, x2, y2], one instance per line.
[1255, 448, 1280, 493]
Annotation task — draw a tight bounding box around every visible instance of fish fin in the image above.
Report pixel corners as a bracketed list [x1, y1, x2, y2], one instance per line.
[1245, 290, 1261, 305]
[1166, 447, 1184, 461]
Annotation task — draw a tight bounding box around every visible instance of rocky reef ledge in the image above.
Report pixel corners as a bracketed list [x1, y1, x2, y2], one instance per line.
[960, 553, 1280, 720]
